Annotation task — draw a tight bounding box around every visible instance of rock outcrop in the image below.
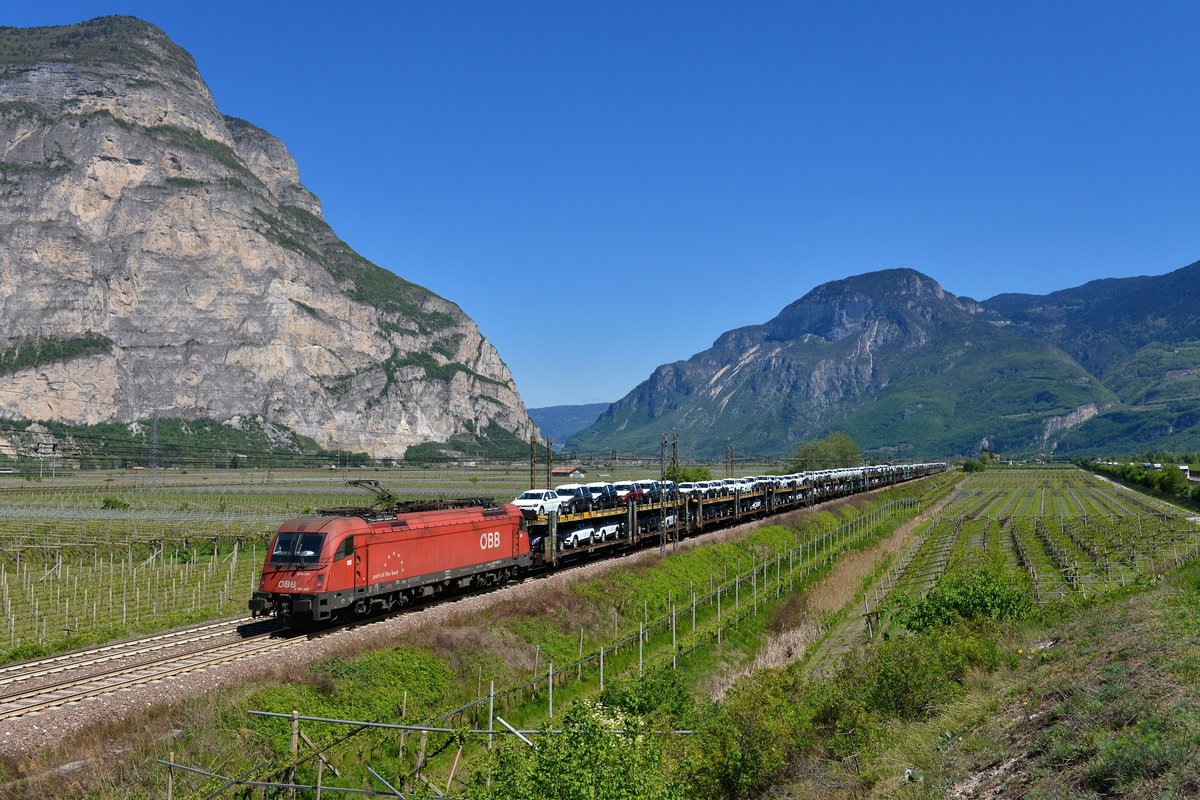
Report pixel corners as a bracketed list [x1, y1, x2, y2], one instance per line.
[1041, 403, 1107, 444]
[0, 16, 535, 456]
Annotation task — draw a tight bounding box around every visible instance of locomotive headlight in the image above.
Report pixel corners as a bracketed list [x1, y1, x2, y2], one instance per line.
[316, 574, 325, 588]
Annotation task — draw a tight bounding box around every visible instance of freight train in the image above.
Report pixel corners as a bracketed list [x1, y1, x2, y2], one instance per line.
[250, 463, 945, 625]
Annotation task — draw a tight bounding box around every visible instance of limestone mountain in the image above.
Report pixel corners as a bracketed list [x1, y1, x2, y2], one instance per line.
[0, 16, 535, 458]
[569, 269, 1117, 458]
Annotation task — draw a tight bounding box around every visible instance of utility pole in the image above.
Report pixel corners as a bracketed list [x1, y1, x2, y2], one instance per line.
[660, 434, 667, 484]
[150, 412, 159, 488]
[529, 434, 536, 489]
[672, 432, 680, 547]
[545, 437, 552, 487]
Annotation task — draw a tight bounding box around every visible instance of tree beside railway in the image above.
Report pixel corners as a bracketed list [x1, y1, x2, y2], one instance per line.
[665, 464, 713, 482]
[789, 432, 860, 471]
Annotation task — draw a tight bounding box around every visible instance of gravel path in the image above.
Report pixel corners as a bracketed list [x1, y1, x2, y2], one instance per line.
[804, 492, 957, 674]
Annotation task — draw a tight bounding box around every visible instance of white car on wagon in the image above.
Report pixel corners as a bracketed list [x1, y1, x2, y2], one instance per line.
[512, 489, 565, 516]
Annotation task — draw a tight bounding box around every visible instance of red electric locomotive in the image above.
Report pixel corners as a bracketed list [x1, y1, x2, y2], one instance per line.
[250, 485, 532, 625]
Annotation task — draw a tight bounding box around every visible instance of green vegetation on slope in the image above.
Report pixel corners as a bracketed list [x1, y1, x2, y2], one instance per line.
[831, 331, 1115, 456]
[1058, 402, 1200, 455]
[273, 204, 458, 335]
[1044, 340, 1200, 454]
[1099, 340, 1200, 404]
[988, 261, 1200, 381]
[0, 333, 112, 375]
[0, 15, 200, 78]
[0, 415, 367, 469]
[405, 421, 537, 463]
[147, 122, 259, 182]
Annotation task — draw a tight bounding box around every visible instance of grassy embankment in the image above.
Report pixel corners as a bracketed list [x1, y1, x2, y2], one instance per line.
[709, 470, 1200, 799]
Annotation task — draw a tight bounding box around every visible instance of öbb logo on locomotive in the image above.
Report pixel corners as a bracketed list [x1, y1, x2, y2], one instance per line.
[250, 464, 945, 626]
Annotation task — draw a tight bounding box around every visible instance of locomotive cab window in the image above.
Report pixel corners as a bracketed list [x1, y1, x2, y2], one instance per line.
[270, 532, 326, 566]
[334, 537, 355, 560]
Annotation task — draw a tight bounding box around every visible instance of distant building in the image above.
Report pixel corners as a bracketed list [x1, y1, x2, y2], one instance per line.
[550, 466, 587, 479]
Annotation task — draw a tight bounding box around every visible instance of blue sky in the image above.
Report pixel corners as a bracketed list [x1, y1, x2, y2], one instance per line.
[9, 2, 1200, 408]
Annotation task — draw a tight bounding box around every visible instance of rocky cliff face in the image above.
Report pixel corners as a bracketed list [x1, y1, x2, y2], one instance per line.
[0, 16, 535, 457]
[570, 269, 1115, 457]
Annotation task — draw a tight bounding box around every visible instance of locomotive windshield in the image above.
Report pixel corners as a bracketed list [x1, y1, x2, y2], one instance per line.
[270, 532, 326, 567]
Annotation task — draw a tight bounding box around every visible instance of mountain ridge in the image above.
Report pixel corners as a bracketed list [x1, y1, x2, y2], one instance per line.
[569, 264, 1200, 458]
[0, 16, 536, 458]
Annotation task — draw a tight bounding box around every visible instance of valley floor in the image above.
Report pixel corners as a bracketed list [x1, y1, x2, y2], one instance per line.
[7, 469, 1198, 799]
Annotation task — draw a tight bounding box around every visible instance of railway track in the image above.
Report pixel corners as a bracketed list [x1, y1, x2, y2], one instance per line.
[0, 562, 587, 723]
[0, 617, 289, 721]
[0, 537, 652, 723]
[0, 554, 617, 723]
[0, 469, 950, 724]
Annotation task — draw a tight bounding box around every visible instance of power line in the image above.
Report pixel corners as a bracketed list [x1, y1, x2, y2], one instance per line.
[0, 423, 768, 468]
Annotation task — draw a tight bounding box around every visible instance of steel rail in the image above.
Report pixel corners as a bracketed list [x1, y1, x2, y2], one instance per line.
[0, 621, 266, 689]
[0, 616, 257, 680]
[0, 634, 295, 720]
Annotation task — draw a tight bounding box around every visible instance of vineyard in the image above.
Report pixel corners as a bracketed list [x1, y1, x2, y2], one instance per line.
[1, 461, 873, 661]
[4, 465, 1192, 674]
[0, 466, 547, 660]
[867, 470, 1200, 635]
[9, 466, 1200, 798]
[157, 469, 1196, 797]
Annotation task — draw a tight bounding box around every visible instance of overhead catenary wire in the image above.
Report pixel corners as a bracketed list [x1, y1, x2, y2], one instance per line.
[0, 414, 781, 470]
